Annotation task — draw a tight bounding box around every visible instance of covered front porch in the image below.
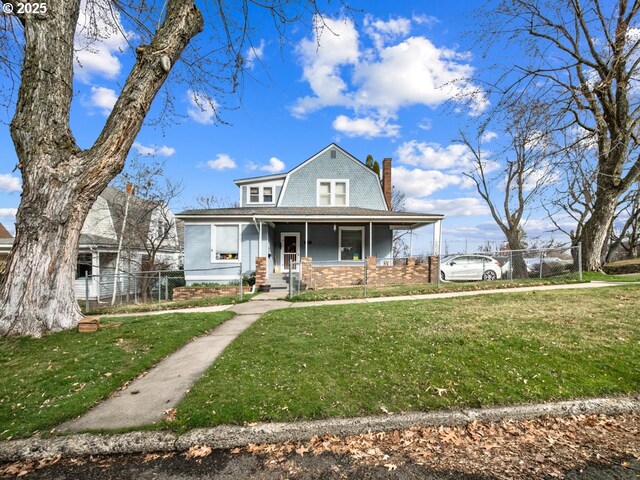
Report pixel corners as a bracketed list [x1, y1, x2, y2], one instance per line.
[249, 209, 443, 282]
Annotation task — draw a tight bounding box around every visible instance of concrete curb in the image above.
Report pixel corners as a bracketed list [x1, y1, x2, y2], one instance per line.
[2, 395, 638, 462]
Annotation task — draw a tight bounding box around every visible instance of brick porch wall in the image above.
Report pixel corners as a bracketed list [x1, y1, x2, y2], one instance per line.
[300, 256, 439, 290]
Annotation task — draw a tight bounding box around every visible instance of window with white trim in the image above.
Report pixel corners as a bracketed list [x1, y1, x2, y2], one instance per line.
[339, 227, 364, 261]
[247, 185, 275, 204]
[317, 180, 348, 206]
[212, 224, 239, 261]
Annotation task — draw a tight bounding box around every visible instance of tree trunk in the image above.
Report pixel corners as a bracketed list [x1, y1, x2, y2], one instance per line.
[0, 0, 203, 337]
[0, 176, 96, 337]
[579, 191, 619, 271]
[505, 231, 528, 279]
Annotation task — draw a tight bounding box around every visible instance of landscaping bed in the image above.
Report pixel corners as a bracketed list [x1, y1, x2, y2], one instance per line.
[603, 258, 640, 275]
[0, 311, 234, 440]
[173, 286, 252, 301]
[83, 294, 250, 315]
[172, 285, 640, 430]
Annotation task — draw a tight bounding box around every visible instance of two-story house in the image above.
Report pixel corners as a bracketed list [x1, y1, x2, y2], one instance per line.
[178, 144, 444, 288]
[0, 186, 182, 300]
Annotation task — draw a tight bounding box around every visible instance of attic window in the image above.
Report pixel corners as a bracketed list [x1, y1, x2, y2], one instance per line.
[317, 179, 349, 206]
[247, 186, 275, 204]
[330, 148, 336, 159]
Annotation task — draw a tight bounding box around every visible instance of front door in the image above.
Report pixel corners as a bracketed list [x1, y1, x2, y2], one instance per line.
[281, 233, 299, 272]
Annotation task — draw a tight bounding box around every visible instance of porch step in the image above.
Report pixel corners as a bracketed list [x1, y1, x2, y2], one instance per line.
[267, 273, 293, 289]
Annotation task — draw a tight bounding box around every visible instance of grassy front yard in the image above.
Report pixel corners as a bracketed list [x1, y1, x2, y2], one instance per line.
[0, 311, 233, 440]
[289, 272, 640, 302]
[172, 285, 640, 430]
[289, 275, 585, 301]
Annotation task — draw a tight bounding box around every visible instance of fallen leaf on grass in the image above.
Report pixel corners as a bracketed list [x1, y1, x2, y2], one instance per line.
[163, 408, 177, 422]
[384, 463, 398, 471]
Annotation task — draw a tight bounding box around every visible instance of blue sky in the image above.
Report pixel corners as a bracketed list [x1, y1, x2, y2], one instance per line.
[0, 0, 563, 254]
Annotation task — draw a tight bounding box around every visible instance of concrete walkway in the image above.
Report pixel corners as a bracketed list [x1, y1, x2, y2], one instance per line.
[58, 280, 636, 432]
[58, 299, 291, 432]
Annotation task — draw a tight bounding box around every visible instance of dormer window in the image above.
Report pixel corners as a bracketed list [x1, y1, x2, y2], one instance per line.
[317, 179, 349, 206]
[247, 185, 275, 204]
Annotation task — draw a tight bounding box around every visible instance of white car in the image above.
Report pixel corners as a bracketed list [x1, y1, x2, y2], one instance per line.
[440, 255, 503, 281]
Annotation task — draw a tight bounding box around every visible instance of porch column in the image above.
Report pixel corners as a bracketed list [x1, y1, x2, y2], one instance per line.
[369, 222, 373, 257]
[433, 219, 442, 255]
[258, 221, 263, 258]
[305, 221, 308, 257]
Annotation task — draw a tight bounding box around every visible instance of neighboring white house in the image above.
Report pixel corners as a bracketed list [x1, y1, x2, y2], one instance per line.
[0, 186, 182, 300]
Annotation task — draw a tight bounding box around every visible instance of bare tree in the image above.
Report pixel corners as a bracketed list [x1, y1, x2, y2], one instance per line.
[112, 156, 184, 279]
[0, 0, 347, 336]
[480, 0, 640, 271]
[461, 101, 554, 276]
[390, 187, 410, 258]
[192, 195, 239, 209]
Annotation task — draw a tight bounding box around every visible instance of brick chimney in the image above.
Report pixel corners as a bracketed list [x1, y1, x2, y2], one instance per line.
[382, 157, 392, 210]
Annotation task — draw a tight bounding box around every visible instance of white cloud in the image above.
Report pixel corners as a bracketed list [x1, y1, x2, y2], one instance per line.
[0, 208, 17, 220]
[0, 174, 21, 193]
[207, 154, 236, 171]
[260, 157, 286, 174]
[393, 166, 466, 197]
[481, 131, 498, 142]
[292, 14, 488, 137]
[133, 142, 176, 157]
[418, 118, 432, 130]
[187, 90, 218, 125]
[292, 16, 360, 117]
[396, 140, 474, 170]
[245, 39, 266, 70]
[74, 0, 133, 83]
[88, 86, 117, 115]
[332, 114, 400, 138]
[406, 197, 489, 216]
[364, 15, 411, 50]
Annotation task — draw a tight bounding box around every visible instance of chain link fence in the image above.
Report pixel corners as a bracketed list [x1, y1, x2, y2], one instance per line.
[438, 245, 582, 284]
[79, 264, 248, 313]
[287, 244, 582, 298]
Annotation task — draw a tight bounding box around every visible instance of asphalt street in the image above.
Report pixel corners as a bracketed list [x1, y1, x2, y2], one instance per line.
[2, 450, 639, 479]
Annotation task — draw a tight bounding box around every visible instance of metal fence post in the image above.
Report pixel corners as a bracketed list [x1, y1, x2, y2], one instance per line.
[85, 272, 89, 313]
[578, 242, 583, 281]
[165, 276, 169, 301]
[158, 271, 161, 306]
[239, 264, 243, 301]
[436, 254, 440, 289]
[539, 250, 544, 279]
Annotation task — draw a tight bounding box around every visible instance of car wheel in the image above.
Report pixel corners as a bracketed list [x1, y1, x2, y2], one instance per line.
[482, 270, 497, 281]
[440, 271, 445, 280]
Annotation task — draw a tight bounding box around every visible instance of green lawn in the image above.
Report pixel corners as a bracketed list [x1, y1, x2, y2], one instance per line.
[583, 271, 640, 282]
[84, 294, 252, 315]
[290, 275, 584, 301]
[0, 311, 233, 440]
[172, 285, 640, 430]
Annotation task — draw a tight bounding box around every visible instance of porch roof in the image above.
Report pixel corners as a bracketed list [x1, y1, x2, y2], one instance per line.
[177, 207, 443, 229]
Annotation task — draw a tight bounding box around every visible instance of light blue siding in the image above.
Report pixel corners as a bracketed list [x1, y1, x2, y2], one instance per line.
[279, 149, 387, 210]
[184, 223, 267, 284]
